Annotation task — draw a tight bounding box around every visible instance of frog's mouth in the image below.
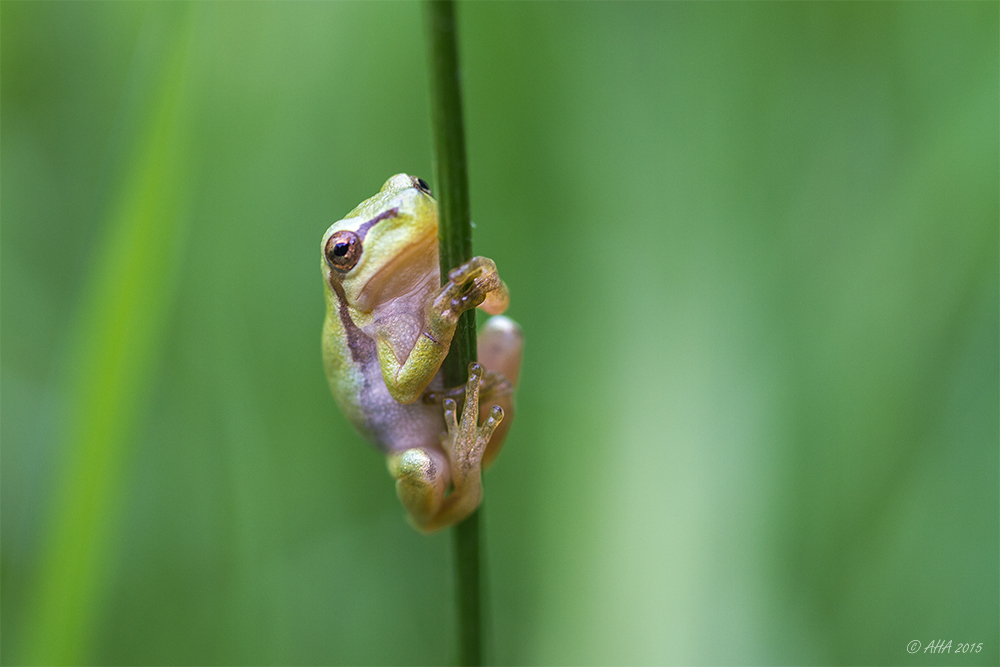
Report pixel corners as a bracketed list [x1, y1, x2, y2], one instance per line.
[355, 233, 438, 311]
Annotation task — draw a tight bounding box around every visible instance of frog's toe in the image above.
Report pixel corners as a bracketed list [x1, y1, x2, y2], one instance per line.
[479, 405, 504, 442]
[442, 397, 459, 436]
[462, 362, 485, 415]
[447, 257, 495, 285]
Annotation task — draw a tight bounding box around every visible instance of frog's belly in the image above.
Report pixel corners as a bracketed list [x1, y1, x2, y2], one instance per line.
[354, 367, 446, 454]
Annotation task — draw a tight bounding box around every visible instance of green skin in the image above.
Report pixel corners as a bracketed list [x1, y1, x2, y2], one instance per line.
[321, 174, 523, 533]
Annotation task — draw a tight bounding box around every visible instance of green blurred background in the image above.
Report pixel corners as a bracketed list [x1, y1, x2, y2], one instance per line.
[2, 2, 997, 665]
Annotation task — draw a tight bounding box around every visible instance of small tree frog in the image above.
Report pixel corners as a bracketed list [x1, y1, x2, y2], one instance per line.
[321, 174, 523, 533]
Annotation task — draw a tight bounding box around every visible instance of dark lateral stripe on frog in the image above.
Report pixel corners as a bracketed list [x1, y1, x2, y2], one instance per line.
[356, 207, 399, 240]
[324, 207, 399, 363]
[328, 277, 375, 364]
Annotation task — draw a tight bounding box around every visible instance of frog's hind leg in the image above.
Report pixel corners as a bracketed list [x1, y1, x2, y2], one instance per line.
[422, 364, 503, 532]
[389, 366, 503, 534]
[394, 317, 522, 533]
[477, 315, 523, 467]
[387, 447, 448, 531]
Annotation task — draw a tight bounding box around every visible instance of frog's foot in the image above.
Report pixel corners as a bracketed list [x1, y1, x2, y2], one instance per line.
[432, 257, 509, 326]
[421, 363, 503, 532]
[422, 315, 523, 470]
[442, 363, 504, 485]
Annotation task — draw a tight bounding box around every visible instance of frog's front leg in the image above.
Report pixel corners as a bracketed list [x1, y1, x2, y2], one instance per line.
[376, 257, 509, 404]
[388, 363, 502, 533]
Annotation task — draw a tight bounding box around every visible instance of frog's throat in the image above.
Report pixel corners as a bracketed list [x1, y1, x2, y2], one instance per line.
[356, 233, 438, 311]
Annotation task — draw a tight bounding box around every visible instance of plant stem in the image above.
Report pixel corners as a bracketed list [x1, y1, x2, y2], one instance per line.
[425, 0, 476, 381]
[424, 1, 483, 664]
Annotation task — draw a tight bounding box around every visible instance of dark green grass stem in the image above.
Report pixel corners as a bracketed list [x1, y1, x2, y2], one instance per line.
[424, 1, 484, 665]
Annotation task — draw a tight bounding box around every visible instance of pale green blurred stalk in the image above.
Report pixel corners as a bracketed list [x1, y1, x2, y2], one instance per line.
[22, 7, 195, 664]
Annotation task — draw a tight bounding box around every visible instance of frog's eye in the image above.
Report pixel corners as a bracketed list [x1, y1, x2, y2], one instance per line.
[325, 230, 362, 271]
[413, 177, 432, 195]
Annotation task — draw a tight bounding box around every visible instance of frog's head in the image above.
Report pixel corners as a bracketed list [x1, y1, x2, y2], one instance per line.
[321, 174, 439, 313]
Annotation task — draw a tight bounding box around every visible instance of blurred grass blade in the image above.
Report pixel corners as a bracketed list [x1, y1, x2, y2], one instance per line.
[22, 7, 195, 664]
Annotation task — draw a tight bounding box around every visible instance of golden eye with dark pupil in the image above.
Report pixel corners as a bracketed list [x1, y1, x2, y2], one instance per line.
[325, 230, 362, 271]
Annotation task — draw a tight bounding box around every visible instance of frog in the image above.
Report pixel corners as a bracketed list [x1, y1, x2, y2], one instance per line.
[321, 173, 523, 533]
